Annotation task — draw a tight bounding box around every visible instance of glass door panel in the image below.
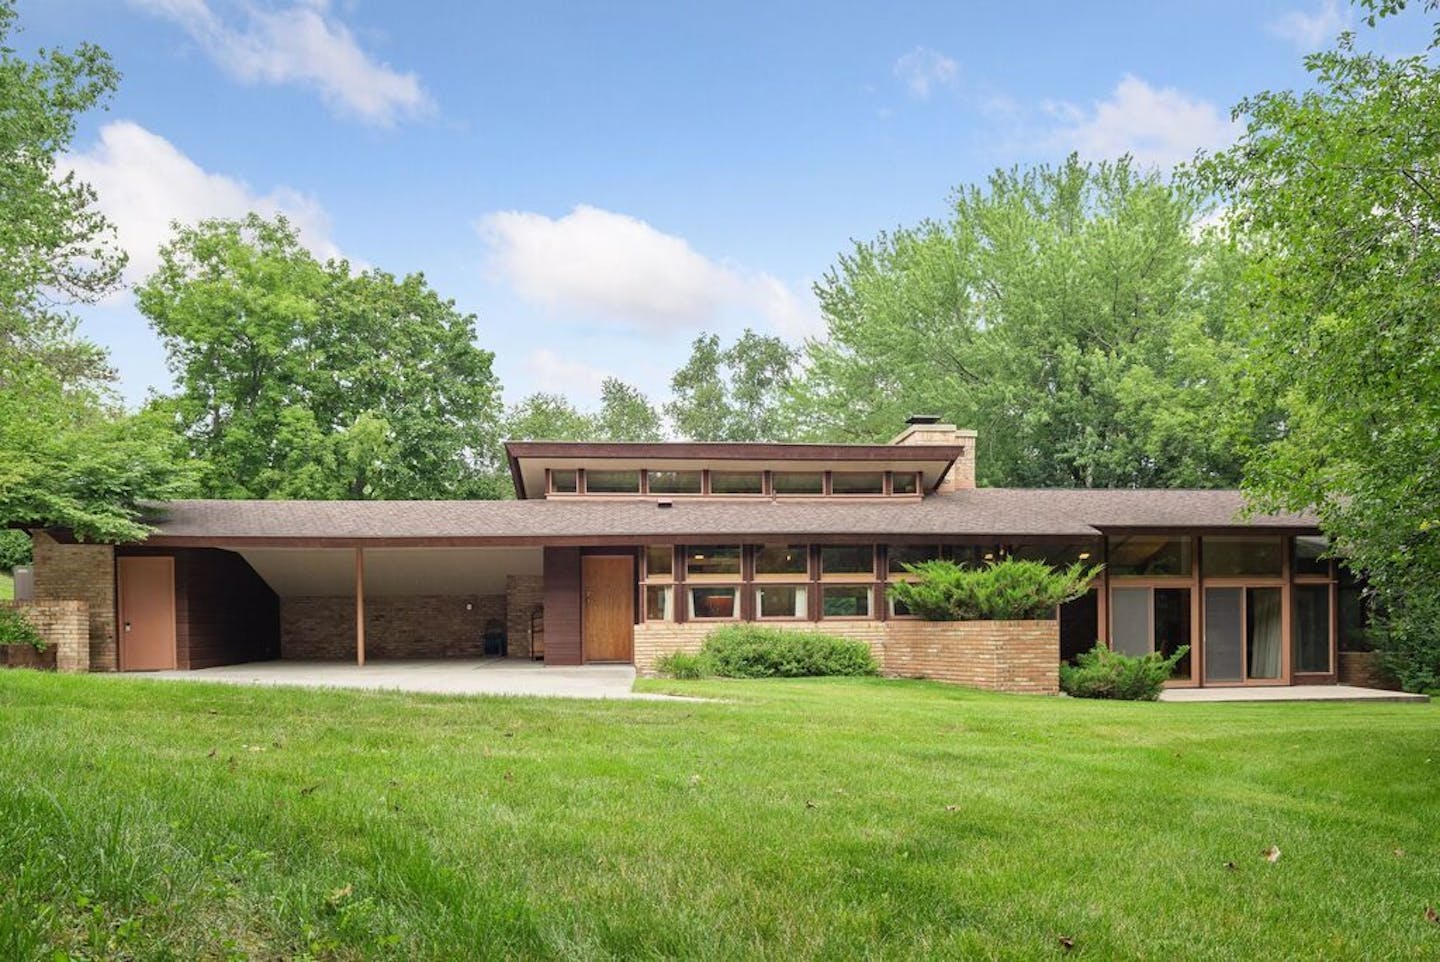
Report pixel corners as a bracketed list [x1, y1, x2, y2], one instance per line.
[1247, 587, 1283, 680]
[1154, 588, 1192, 681]
[1204, 587, 1244, 682]
[1293, 585, 1332, 674]
[1111, 587, 1151, 657]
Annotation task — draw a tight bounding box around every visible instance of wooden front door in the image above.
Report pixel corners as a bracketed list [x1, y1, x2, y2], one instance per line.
[118, 556, 177, 671]
[582, 555, 633, 663]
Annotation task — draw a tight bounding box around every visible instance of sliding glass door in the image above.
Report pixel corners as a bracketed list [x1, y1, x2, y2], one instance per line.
[1203, 586, 1285, 684]
[1110, 586, 1193, 683]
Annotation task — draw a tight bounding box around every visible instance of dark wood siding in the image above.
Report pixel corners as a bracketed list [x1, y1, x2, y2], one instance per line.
[117, 547, 279, 669]
[543, 547, 582, 666]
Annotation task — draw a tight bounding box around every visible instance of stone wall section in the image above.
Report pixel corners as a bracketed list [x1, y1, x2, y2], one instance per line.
[32, 533, 116, 671]
[281, 594, 506, 659]
[505, 576, 545, 659]
[0, 600, 90, 672]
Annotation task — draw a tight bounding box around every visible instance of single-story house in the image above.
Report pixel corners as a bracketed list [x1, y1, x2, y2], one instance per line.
[22, 417, 1368, 691]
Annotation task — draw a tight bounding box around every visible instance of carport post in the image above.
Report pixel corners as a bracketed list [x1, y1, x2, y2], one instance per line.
[355, 546, 366, 667]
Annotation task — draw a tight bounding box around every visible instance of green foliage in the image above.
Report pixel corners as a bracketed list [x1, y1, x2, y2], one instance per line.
[1060, 643, 1189, 700]
[792, 156, 1267, 487]
[1195, 18, 1440, 692]
[138, 214, 508, 500]
[1371, 592, 1440, 694]
[504, 377, 663, 443]
[666, 330, 798, 441]
[0, 530, 30, 570]
[699, 625, 879, 678]
[888, 558, 1100, 621]
[0, 605, 43, 651]
[654, 650, 710, 680]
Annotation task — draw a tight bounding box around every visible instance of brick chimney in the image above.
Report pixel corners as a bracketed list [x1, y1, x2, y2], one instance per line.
[889, 415, 977, 492]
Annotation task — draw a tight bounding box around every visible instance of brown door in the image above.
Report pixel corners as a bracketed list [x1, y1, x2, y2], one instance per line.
[118, 557, 177, 671]
[582, 555, 633, 663]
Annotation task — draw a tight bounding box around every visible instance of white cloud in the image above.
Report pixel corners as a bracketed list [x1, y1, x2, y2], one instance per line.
[1044, 75, 1239, 169]
[893, 46, 959, 100]
[129, 0, 431, 125]
[477, 204, 814, 335]
[62, 121, 341, 284]
[1269, 0, 1349, 50]
[523, 348, 611, 397]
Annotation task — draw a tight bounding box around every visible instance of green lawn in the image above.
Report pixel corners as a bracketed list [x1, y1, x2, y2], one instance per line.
[0, 673, 1436, 960]
[0, 571, 12, 600]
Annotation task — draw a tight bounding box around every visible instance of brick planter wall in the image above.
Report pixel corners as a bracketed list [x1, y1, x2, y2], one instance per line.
[1338, 651, 1401, 691]
[281, 594, 507, 659]
[634, 618, 1059, 694]
[32, 533, 116, 671]
[0, 600, 90, 672]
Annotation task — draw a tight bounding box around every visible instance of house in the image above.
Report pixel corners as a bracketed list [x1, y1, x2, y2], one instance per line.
[23, 417, 1367, 692]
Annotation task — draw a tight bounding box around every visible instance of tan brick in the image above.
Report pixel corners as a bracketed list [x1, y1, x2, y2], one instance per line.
[1, 600, 90, 672]
[32, 533, 116, 671]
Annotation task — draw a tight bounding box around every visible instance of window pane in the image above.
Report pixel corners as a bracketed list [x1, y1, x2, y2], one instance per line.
[948, 544, 996, 567]
[822, 586, 870, 617]
[831, 472, 884, 495]
[773, 472, 823, 495]
[1202, 536, 1283, 578]
[585, 469, 640, 494]
[756, 585, 807, 618]
[1154, 588, 1192, 681]
[710, 472, 764, 495]
[889, 544, 941, 574]
[1247, 587, 1283, 679]
[1008, 542, 1099, 567]
[550, 469, 577, 493]
[891, 472, 919, 495]
[648, 470, 701, 494]
[685, 545, 741, 578]
[690, 586, 738, 619]
[1337, 565, 1369, 651]
[645, 545, 673, 579]
[1294, 584, 1331, 673]
[1111, 587, 1151, 658]
[1108, 535, 1192, 576]
[821, 544, 873, 577]
[755, 544, 807, 576]
[1204, 587, 1244, 682]
[645, 586, 673, 621]
[1293, 536, 1330, 577]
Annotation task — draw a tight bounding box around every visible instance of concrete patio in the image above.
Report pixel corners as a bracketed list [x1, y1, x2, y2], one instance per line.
[131, 658, 686, 701]
[1160, 684, 1428, 703]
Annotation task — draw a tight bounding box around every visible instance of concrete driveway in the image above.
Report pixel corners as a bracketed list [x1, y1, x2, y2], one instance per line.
[137, 658, 681, 700]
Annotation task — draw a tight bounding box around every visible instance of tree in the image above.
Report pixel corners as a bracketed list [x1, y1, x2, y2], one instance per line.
[1196, 15, 1440, 689]
[0, 1, 193, 541]
[138, 214, 508, 500]
[792, 156, 1266, 487]
[593, 377, 663, 442]
[666, 330, 798, 441]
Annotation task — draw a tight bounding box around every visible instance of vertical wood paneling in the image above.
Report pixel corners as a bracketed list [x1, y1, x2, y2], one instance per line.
[544, 547, 583, 665]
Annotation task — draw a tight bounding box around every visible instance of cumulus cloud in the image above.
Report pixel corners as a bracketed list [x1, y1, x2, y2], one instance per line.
[522, 348, 612, 397]
[893, 46, 959, 99]
[1269, 0, 1349, 50]
[477, 204, 815, 335]
[1044, 75, 1239, 169]
[62, 121, 341, 284]
[129, 0, 431, 125]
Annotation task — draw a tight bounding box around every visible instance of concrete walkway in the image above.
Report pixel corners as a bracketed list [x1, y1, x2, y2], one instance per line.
[1160, 684, 1428, 703]
[137, 658, 686, 701]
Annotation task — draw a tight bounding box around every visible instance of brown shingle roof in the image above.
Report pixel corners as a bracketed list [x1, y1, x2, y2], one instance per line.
[136, 488, 1317, 546]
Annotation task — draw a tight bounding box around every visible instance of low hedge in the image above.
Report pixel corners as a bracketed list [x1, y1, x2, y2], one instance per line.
[1060, 643, 1189, 701]
[655, 626, 879, 679]
[888, 558, 1101, 621]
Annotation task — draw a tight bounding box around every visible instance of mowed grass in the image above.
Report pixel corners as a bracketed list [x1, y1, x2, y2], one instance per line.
[0, 673, 1437, 960]
[0, 571, 12, 600]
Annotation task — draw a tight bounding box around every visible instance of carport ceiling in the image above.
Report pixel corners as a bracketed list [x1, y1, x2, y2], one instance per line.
[236, 547, 544, 598]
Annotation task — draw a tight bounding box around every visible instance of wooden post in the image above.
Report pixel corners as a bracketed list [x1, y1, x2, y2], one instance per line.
[355, 546, 366, 667]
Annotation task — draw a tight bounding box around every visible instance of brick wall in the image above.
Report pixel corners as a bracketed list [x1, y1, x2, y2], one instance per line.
[1338, 651, 1400, 690]
[281, 594, 506, 659]
[0, 600, 90, 672]
[32, 533, 117, 671]
[634, 618, 1059, 694]
[506, 576, 544, 659]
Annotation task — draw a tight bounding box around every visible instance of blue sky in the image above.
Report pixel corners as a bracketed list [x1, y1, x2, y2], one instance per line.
[19, 0, 1431, 412]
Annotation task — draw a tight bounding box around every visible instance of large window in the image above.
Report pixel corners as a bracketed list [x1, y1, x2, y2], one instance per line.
[1202, 536, 1283, 578]
[820, 545, 874, 578]
[756, 584, 807, 619]
[690, 586, 739, 620]
[1293, 536, 1330, 577]
[584, 469, 640, 494]
[755, 544, 808, 578]
[1111, 586, 1192, 681]
[772, 472, 823, 495]
[821, 585, 871, 618]
[1293, 584, 1332, 674]
[831, 472, 885, 495]
[549, 469, 578, 494]
[889, 544, 941, 575]
[685, 545, 741, 579]
[1108, 535, 1192, 577]
[891, 472, 919, 495]
[710, 472, 764, 495]
[648, 470, 701, 495]
[643, 545, 674, 622]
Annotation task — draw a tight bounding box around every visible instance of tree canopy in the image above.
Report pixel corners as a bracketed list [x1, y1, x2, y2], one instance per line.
[666, 330, 797, 442]
[138, 214, 508, 500]
[504, 377, 664, 443]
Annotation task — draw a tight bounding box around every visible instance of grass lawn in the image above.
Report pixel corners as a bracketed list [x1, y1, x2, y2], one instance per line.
[1, 673, 1437, 960]
[0, 571, 12, 600]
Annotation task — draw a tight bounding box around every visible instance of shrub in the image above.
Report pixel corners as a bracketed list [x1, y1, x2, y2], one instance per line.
[1059, 643, 1189, 701]
[0, 606, 45, 652]
[0, 530, 31, 571]
[1371, 592, 1440, 694]
[698, 625, 879, 678]
[889, 558, 1101, 621]
[655, 650, 711, 680]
